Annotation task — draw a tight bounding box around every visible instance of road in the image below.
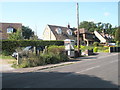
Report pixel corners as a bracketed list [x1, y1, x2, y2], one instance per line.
[2, 53, 119, 88]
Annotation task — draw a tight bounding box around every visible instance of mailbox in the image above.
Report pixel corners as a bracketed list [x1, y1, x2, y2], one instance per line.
[64, 39, 75, 57]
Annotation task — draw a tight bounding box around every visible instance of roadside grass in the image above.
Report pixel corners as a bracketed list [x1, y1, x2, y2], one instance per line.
[0, 54, 14, 59]
[0, 54, 16, 65]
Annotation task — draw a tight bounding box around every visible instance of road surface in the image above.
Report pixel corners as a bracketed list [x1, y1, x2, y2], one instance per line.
[2, 53, 119, 88]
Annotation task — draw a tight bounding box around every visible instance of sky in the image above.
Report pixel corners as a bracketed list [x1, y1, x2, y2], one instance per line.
[0, 1, 118, 39]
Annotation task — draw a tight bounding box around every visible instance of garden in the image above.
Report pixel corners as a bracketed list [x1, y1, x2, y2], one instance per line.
[1, 40, 118, 69]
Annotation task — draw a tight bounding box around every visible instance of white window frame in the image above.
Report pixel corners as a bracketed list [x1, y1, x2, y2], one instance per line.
[7, 27, 13, 33]
[56, 28, 62, 34]
[67, 29, 72, 35]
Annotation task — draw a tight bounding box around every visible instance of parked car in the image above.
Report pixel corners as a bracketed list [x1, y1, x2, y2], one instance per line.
[12, 46, 33, 59]
[12, 46, 45, 59]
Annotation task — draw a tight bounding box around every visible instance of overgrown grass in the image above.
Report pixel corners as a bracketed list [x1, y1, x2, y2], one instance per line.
[12, 45, 68, 68]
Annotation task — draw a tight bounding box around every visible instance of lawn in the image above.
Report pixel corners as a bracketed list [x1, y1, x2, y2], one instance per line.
[0, 55, 16, 64]
[0, 55, 14, 59]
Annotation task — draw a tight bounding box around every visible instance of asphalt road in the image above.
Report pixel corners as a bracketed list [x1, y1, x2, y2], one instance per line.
[2, 53, 119, 88]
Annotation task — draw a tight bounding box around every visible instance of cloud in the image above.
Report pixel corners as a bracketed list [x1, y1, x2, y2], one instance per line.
[87, 18, 96, 23]
[104, 12, 110, 16]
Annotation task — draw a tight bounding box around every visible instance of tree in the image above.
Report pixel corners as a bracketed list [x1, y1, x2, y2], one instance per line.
[79, 21, 117, 37]
[115, 26, 120, 41]
[79, 21, 97, 32]
[22, 26, 34, 39]
[30, 34, 38, 40]
[8, 29, 23, 40]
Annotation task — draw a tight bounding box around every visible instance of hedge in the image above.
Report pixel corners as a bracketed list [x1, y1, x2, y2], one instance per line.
[1, 40, 64, 55]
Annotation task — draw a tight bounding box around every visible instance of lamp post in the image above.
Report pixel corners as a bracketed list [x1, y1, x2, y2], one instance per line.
[77, 3, 80, 56]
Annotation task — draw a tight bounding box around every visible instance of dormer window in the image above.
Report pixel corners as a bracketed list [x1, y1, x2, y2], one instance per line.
[7, 27, 13, 33]
[56, 28, 62, 34]
[67, 29, 72, 35]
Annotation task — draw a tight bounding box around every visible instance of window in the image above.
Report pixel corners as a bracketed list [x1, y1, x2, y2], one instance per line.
[7, 27, 13, 33]
[67, 29, 72, 35]
[56, 28, 62, 34]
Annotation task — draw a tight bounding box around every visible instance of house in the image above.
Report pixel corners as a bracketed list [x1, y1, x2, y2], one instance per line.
[43, 24, 76, 40]
[74, 28, 100, 46]
[0, 22, 22, 40]
[43, 24, 100, 46]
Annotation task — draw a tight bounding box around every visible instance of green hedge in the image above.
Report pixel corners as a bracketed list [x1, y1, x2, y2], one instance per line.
[1, 40, 64, 55]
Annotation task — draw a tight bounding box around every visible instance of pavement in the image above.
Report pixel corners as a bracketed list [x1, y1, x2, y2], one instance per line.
[2, 52, 119, 88]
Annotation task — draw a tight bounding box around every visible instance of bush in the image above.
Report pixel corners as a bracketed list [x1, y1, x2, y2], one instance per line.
[98, 47, 109, 52]
[93, 42, 99, 47]
[12, 45, 68, 68]
[103, 49, 109, 52]
[2, 50, 12, 56]
[116, 41, 120, 46]
[93, 47, 98, 52]
[48, 45, 65, 54]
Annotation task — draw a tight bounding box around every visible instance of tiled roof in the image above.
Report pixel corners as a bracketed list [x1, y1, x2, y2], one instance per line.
[48, 24, 76, 40]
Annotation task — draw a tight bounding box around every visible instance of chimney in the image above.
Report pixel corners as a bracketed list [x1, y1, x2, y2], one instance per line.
[67, 23, 70, 28]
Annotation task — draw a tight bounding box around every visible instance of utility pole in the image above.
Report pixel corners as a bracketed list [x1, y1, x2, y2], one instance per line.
[35, 25, 37, 36]
[77, 2, 80, 56]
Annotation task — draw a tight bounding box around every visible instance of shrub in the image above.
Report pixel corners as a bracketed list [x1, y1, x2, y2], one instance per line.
[93, 47, 98, 52]
[40, 53, 59, 64]
[93, 42, 99, 47]
[48, 45, 65, 54]
[116, 41, 120, 46]
[103, 49, 109, 52]
[12, 47, 68, 68]
[2, 50, 12, 56]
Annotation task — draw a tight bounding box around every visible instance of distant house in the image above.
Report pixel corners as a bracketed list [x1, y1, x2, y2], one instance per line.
[0, 23, 22, 40]
[74, 28, 100, 46]
[43, 24, 76, 40]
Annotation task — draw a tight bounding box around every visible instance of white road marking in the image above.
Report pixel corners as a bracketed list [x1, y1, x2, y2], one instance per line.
[76, 65, 100, 74]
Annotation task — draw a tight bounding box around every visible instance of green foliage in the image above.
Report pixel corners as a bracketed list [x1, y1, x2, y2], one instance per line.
[1, 40, 64, 55]
[116, 41, 120, 46]
[12, 46, 68, 68]
[79, 21, 117, 36]
[103, 49, 109, 53]
[48, 45, 65, 54]
[8, 29, 23, 40]
[97, 47, 109, 52]
[93, 47, 98, 52]
[0, 55, 14, 59]
[11, 45, 68, 68]
[79, 21, 97, 32]
[22, 26, 34, 40]
[93, 42, 99, 47]
[115, 26, 120, 42]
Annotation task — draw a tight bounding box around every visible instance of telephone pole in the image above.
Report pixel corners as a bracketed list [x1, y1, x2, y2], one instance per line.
[77, 2, 80, 56]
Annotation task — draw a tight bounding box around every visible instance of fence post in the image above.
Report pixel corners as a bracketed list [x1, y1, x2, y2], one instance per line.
[109, 47, 111, 53]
